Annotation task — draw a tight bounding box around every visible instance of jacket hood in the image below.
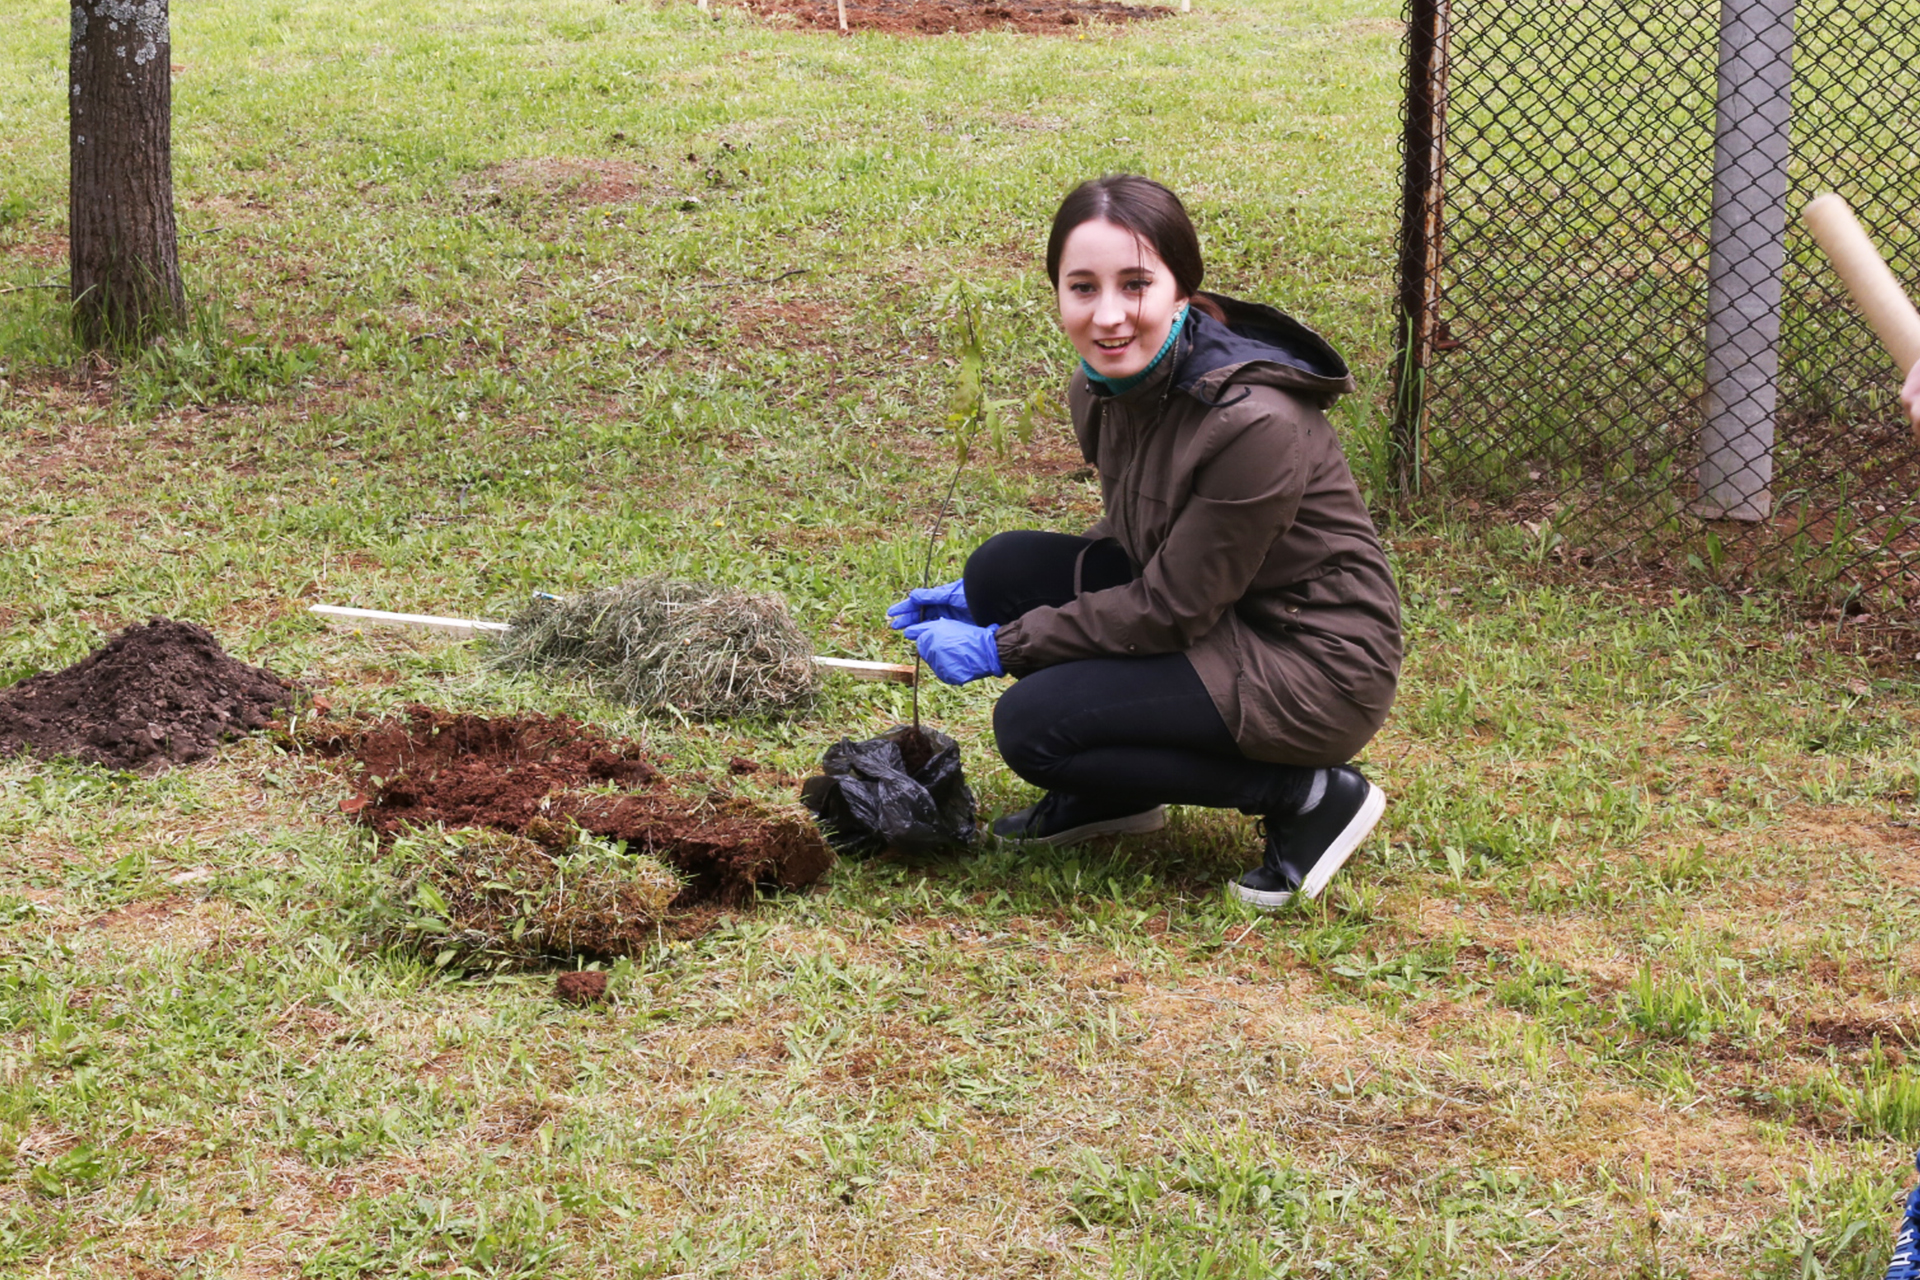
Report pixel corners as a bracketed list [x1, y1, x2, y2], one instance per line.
[1172, 293, 1355, 410]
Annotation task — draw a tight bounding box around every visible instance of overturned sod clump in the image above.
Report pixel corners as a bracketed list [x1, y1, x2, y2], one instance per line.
[566, 790, 834, 906]
[492, 577, 819, 719]
[369, 827, 681, 970]
[0, 619, 296, 772]
[305, 706, 833, 940]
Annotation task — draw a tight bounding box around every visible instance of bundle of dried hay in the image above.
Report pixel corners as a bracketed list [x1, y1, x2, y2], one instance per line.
[367, 826, 682, 970]
[492, 577, 820, 719]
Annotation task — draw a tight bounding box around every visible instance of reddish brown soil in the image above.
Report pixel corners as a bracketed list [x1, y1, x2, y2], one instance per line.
[303, 706, 831, 908]
[569, 790, 835, 906]
[555, 971, 609, 1005]
[740, 0, 1168, 36]
[0, 619, 295, 772]
[305, 705, 656, 833]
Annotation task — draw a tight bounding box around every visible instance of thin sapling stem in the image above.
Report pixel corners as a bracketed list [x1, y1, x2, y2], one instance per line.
[906, 302, 1040, 735]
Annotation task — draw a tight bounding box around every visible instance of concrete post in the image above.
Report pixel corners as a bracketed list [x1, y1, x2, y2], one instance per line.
[1695, 0, 1797, 522]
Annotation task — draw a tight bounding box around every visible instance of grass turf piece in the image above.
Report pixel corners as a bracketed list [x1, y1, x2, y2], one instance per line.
[365, 826, 681, 971]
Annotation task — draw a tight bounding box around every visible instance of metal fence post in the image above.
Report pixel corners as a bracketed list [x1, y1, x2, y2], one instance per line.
[1391, 0, 1449, 500]
[1695, 0, 1797, 522]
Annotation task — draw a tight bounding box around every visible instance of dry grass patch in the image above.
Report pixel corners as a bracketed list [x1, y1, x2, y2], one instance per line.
[469, 157, 661, 206]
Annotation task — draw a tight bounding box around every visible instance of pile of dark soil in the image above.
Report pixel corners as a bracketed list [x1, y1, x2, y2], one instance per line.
[740, 0, 1168, 35]
[303, 705, 833, 910]
[0, 619, 295, 772]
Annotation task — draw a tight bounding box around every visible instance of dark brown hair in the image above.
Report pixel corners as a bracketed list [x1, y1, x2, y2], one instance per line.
[1045, 175, 1227, 321]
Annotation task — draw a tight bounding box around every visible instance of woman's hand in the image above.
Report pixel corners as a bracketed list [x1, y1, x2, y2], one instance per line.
[1903, 358, 1920, 435]
[886, 579, 973, 629]
[902, 619, 1003, 684]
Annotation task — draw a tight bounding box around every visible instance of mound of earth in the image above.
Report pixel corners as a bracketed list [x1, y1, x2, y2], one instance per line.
[742, 0, 1168, 35]
[302, 705, 833, 910]
[0, 619, 296, 772]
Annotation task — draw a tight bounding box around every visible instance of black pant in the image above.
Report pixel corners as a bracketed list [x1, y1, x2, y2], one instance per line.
[965, 531, 1312, 816]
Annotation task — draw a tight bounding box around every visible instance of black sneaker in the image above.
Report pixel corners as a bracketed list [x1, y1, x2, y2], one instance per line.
[1233, 766, 1384, 910]
[1886, 1149, 1920, 1280]
[991, 792, 1167, 848]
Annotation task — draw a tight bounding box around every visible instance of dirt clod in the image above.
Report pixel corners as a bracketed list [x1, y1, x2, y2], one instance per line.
[570, 790, 836, 906]
[0, 619, 296, 772]
[555, 971, 609, 1005]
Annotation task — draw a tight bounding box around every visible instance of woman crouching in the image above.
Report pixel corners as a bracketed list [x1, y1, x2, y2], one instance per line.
[889, 174, 1401, 909]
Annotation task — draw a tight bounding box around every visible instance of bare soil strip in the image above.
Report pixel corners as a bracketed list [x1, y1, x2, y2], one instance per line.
[740, 0, 1170, 36]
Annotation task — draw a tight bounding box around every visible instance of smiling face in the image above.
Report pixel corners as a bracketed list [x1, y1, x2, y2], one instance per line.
[1055, 217, 1189, 381]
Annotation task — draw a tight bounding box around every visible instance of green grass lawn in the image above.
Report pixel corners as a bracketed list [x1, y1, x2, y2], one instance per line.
[2, 0, 1919, 1275]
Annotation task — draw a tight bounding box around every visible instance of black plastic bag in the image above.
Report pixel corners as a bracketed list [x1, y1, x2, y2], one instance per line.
[799, 724, 976, 855]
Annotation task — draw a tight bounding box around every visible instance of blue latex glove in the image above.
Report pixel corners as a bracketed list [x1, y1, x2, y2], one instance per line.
[886, 579, 973, 630]
[902, 619, 1004, 685]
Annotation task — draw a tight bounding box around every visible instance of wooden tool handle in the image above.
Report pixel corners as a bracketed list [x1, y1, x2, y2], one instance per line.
[1802, 194, 1920, 377]
[310, 604, 508, 639]
[309, 605, 917, 684]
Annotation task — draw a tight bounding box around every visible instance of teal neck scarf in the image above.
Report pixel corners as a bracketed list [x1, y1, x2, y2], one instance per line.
[1082, 304, 1189, 397]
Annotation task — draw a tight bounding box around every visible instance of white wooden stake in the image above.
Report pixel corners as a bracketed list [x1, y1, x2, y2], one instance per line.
[309, 604, 917, 684]
[309, 605, 507, 640]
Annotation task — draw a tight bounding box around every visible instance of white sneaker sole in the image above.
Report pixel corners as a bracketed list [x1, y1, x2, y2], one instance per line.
[1232, 785, 1386, 911]
[997, 804, 1167, 848]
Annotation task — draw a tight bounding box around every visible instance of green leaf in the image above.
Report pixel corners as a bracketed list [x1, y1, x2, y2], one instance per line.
[412, 881, 451, 918]
[128, 1180, 161, 1215]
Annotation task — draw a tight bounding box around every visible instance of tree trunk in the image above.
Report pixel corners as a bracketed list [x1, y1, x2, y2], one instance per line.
[69, 0, 186, 352]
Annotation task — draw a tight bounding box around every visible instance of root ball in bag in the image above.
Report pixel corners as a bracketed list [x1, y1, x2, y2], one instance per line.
[800, 724, 976, 855]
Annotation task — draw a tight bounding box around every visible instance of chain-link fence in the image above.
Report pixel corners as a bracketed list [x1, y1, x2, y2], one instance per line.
[1392, 0, 1920, 631]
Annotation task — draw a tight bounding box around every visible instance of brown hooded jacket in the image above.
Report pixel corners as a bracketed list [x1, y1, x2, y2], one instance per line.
[993, 293, 1401, 765]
